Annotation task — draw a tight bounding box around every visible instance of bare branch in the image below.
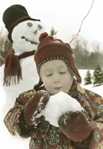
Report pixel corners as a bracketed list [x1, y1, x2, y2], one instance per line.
[69, 0, 94, 44]
[0, 55, 5, 62]
[91, 40, 101, 64]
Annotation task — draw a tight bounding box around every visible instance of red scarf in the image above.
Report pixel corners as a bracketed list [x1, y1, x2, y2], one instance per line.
[4, 49, 35, 86]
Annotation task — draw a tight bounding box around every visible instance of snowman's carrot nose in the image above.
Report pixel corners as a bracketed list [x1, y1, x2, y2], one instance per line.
[34, 30, 38, 34]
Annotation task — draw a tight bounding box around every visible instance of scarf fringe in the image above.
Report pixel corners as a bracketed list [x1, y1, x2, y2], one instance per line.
[3, 70, 22, 86]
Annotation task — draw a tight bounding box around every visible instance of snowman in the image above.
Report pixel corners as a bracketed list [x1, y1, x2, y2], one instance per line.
[0, 4, 45, 117]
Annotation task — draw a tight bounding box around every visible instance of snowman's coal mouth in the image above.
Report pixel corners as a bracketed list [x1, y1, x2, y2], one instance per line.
[21, 36, 39, 45]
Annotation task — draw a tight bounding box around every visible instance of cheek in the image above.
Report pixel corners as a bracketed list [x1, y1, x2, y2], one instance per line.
[42, 77, 52, 88]
[64, 73, 73, 86]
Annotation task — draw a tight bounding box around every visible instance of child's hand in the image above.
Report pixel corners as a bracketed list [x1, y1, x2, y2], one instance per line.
[24, 90, 50, 126]
[58, 110, 93, 142]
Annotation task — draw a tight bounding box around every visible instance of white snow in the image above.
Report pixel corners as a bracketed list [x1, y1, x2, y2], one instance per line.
[0, 80, 30, 149]
[42, 91, 83, 127]
[0, 69, 103, 149]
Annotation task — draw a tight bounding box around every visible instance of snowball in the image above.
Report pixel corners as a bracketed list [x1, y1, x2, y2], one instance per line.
[41, 91, 84, 127]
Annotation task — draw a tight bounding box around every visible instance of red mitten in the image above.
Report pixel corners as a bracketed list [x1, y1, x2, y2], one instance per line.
[72, 130, 93, 149]
[24, 90, 50, 126]
[58, 110, 93, 142]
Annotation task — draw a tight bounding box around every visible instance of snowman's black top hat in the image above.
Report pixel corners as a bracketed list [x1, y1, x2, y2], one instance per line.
[3, 4, 40, 42]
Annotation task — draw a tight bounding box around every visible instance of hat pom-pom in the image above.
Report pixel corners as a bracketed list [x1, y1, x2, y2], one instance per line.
[39, 32, 48, 42]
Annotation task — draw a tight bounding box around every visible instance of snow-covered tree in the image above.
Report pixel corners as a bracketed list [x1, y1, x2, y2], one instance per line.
[93, 64, 102, 86]
[50, 25, 57, 39]
[100, 70, 103, 84]
[84, 70, 92, 85]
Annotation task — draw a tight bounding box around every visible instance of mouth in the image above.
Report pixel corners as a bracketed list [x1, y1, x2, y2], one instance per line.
[21, 36, 39, 45]
[54, 87, 62, 91]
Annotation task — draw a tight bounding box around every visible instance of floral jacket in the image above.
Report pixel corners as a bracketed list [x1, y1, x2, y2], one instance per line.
[4, 79, 103, 149]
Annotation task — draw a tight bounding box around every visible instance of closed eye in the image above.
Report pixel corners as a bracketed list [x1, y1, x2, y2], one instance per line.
[46, 74, 52, 77]
[60, 72, 66, 74]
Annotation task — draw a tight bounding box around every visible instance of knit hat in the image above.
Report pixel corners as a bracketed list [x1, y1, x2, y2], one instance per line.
[3, 4, 40, 42]
[34, 32, 81, 91]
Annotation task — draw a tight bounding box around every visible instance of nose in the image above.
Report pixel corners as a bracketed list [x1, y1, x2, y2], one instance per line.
[34, 30, 38, 34]
[54, 74, 60, 84]
[27, 22, 33, 27]
[54, 80, 60, 84]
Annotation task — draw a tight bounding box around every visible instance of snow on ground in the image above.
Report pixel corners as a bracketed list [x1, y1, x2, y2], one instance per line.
[79, 69, 103, 97]
[0, 80, 30, 149]
[0, 69, 103, 149]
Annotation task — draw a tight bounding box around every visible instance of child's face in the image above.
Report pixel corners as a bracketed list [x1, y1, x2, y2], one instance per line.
[40, 60, 73, 95]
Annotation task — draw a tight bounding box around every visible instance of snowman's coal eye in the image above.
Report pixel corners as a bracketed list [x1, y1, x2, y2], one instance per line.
[27, 22, 33, 27]
[38, 24, 43, 29]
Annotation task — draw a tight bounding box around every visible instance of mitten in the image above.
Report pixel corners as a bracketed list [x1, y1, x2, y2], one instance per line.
[72, 130, 93, 149]
[24, 90, 50, 126]
[58, 110, 93, 142]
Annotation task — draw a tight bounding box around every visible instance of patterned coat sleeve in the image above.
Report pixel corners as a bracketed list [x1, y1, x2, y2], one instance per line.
[4, 89, 36, 138]
[78, 89, 103, 149]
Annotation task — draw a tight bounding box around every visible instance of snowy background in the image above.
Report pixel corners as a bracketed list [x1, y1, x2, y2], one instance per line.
[0, 0, 103, 47]
[0, 69, 103, 149]
[0, 1, 103, 148]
